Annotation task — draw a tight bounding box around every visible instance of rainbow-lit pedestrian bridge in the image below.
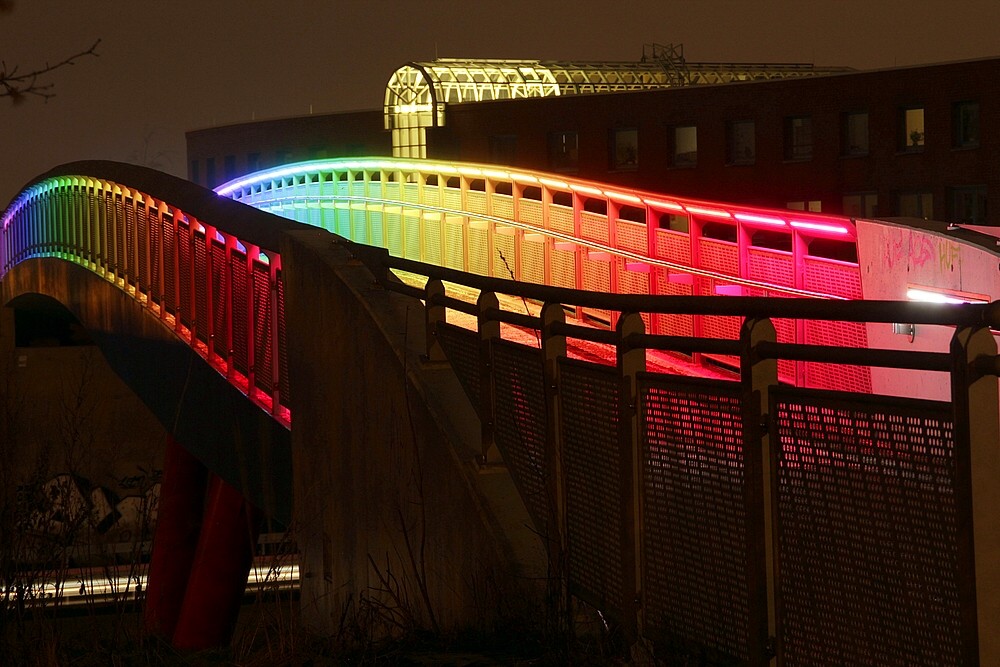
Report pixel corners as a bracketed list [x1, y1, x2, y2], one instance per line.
[3, 158, 1000, 664]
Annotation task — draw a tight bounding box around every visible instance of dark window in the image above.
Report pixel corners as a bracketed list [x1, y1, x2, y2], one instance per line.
[548, 131, 578, 171]
[727, 120, 755, 165]
[189, 160, 200, 185]
[489, 135, 517, 165]
[670, 125, 697, 167]
[953, 101, 980, 149]
[900, 107, 925, 151]
[247, 152, 260, 173]
[205, 157, 216, 189]
[842, 192, 878, 218]
[275, 150, 289, 166]
[949, 186, 987, 224]
[611, 128, 638, 170]
[897, 191, 933, 218]
[784, 116, 813, 160]
[224, 155, 237, 181]
[842, 111, 869, 156]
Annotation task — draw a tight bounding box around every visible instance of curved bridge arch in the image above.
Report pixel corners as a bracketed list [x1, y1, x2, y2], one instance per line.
[3, 161, 296, 521]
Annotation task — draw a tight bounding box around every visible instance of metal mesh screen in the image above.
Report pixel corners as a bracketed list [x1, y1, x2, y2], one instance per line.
[178, 227, 193, 329]
[435, 322, 481, 411]
[277, 272, 290, 409]
[493, 340, 549, 534]
[210, 241, 228, 362]
[162, 215, 176, 314]
[771, 387, 965, 666]
[194, 236, 209, 346]
[149, 209, 162, 305]
[231, 253, 249, 377]
[638, 374, 759, 662]
[560, 358, 623, 616]
[252, 262, 273, 395]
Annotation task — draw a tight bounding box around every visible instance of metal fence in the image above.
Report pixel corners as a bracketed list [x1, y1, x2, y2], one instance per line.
[352, 241, 1000, 666]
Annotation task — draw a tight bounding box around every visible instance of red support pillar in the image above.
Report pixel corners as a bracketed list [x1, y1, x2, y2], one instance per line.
[144, 435, 207, 638]
[171, 473, 261, 651]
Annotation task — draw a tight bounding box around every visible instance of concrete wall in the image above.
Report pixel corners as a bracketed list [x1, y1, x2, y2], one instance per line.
[282, 229, 546, 639]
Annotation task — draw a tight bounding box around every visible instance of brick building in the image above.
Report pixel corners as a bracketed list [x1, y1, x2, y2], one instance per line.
[187, 55, 998, 225]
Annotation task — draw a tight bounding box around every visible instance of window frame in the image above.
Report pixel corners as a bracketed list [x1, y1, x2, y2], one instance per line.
[841, 111, 869, 157]
[784, 115, 813, 161]
[548, 130, 579, 172]
[669, 124, 698, 168]
[899, 106, 925, 152]
[610, 127, 639, 171]
[952, 101, 980, 149]
[727, 119, 756, 166]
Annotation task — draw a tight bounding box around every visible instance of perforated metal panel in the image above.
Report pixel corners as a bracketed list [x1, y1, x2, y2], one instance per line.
[559, 358, 624, 616]
[124, 202, 136, 282]
[771, 388, 966, 666]
[616, 220, 647, 253]
[580, 211, 609, 244]
[423, 214, 442, 266]
[551, 247, 577, 290]
[178, 227, 193, 329]
[277, 272, 290, 409]
[443, 187, 462, 211]
[210, 241, 229, 362]
[493, 234, 516, 280]
[493, 340, 550, 533]
[194, 237, 209, 345]
[252, 263, 273, 395]
[699, 238, 738, 276]
[386, 211, 403, 256]
[639, 374, 759, 662]
[519, 199, 543, 227]
[804, 256, 862, 299]
[445, 219, 465, 271]
[549, 204, 573, 235]
[748, 246, 794, 287]
[162, 215, 176, 313]
[491, 193, 513, 219]
[436, 321, 481, 411]
[149, 210, 162, 304]
[804, 321, 872, 393]
[521, 236, 544, 284]
[466, 190, 487, 215]
[404, 212, 421, 260]
[468, 226, 489, 276]
[369, 209, 384, 247]
[350, 207, 368, 244]
[231, 253, 250, 377]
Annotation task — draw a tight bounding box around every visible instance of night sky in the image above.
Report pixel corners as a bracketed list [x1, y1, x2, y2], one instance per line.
[3, 0, 999, 205]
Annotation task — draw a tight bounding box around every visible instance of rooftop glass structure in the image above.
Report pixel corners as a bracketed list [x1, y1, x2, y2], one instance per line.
[384, 44, 852, 157]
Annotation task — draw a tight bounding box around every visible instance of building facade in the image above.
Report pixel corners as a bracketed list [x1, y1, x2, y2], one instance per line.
[187, 56, 999, 225]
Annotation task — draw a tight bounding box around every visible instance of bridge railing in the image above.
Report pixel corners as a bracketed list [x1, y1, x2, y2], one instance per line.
[350, 239, 1000, 666]
[2, 165, 293, 427]
[217, 157, 870, 393]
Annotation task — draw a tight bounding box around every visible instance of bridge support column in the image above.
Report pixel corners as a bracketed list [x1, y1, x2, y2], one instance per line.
[144, 435, 207, 638]
[172, 472, 261, 651]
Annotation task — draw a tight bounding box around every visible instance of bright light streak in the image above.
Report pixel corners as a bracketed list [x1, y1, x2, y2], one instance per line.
[608, 191, 642, 204]
[789, 220, 850, 235]
[685, 205, 732, 219]
[483, 169, 510, 180]
[570, 183, 604, 196]
[643, 198, 684, 212]
[510, 173, 538, 184]
[539, 177, 568, 189]
[906, 288, 987, 304]
[734, 212, 787, 227]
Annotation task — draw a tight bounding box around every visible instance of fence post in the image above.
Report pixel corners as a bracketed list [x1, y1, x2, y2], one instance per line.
[617, 312, 645, 649]
[477, 290, 500, 464]
[951, 325, 1000, 665]
[740, 317, 777, 665]
[541, 301, 568, 634]
[423, 278, 447, 362]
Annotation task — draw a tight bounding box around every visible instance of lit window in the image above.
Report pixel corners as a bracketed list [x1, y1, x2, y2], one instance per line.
[842, 193, 878, 218]
[953, 101, 980, 149]
[842, 111, 869, 156]
[611, 128, 638, 170]
[897, 192, 933, 218]
[548, 131, 578, 171]
[670, 125, 697, 167]
[787, 200, 822, 212]
[784, 116, 813, 161]
[727, 120, 755, 165]
[948, 186, 987, 224]
[900, 107, 925, 150]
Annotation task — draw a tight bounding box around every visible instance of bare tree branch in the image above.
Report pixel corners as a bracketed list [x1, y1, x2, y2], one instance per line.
[1, 39, 101, 105]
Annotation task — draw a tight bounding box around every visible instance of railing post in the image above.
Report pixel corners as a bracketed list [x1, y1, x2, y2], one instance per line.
[541, 301, 568, 633]
[951, 324, 1000, 665]
[740, 316, 778, 665]
[477, 291, 500, 464]
[423, 278, 447, 362]
[616, 311, 645, 648]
